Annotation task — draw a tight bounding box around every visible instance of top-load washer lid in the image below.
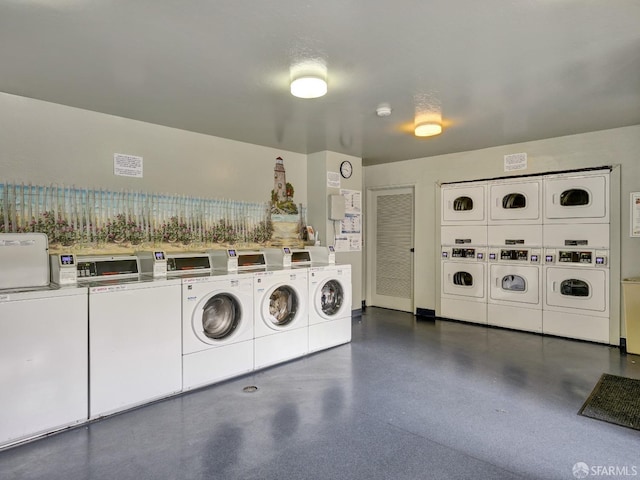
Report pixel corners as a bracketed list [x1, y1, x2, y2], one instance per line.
[0, 233, 49, 289]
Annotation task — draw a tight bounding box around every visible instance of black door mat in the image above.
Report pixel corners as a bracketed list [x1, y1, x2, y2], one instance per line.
[579, 373, 640, 431]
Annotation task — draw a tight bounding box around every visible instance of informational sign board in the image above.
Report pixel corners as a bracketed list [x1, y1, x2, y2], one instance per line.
[114, 154, 143, 178]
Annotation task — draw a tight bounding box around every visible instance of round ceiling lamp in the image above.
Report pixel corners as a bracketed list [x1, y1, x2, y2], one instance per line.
[414, 121, 442, 137]
[290, 75, 327, 99]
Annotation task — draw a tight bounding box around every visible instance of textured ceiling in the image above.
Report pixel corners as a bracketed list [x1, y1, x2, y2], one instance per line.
[1, 0, 639, 166]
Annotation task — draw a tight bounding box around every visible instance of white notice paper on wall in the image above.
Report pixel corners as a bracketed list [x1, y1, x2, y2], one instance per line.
[114, 153, 143, 178]
[504, 153, 527, 172]
[327, 171, 341, 188]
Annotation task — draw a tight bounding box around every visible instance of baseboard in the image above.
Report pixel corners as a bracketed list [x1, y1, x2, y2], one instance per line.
[415, 308, 435, 319]
[620, 337, 627, 354]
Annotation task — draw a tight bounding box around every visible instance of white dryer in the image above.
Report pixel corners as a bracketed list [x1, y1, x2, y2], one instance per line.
[488, 177, 542, 225]
[308, 263, 352, 353]
[543, 248, 610, 343]
[182, 272, 254, 390]
[543, 168, 610, 224]
[441, 181, 487, 226]
[487, 247, 543, 333]
[440, 245, 487, 324]
[254, 268, 309, 370]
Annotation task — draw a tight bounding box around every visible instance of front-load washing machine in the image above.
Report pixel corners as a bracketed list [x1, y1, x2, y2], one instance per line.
[543, 168, 610, 224]
[441, 181, 487, 226]
[487, 247, 543, 333]
[254, 268, 309, 369]
[308, 263, 352, 353]
[182, 272, 254, 390]
[440, 245, 488, 324]
[488, 177, 542, 225]
[543, 248, 610, 343]
[76, 254, 183, 419]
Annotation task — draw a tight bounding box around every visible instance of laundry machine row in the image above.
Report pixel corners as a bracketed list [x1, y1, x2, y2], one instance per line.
[440, 167, 612, 344]
[441, 167, 610, 226]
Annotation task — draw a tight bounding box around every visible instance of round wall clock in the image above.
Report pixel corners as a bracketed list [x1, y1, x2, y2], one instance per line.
[340, 160, 353, 179]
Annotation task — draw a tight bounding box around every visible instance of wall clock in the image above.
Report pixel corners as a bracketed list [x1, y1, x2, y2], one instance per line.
[340, 160, 353, 179]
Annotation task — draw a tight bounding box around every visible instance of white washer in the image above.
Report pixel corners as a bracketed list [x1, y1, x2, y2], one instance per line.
[543, 248, 610, 343]
[440, 245, 487, 324]
[182, 272, 254, 390]
[0, 285, 88, 448]
[308, 263, 352, 353]
[254, 268, 309, 370]
[79, 255, 182, 419]
[441, 181, 487, 225]
[543, 168, 610, 224]
[488, 177, 542, 225]
[487, 247, 543, 333]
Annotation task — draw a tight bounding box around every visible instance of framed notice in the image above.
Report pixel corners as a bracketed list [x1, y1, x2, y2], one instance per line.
[631, 192, 640, 237]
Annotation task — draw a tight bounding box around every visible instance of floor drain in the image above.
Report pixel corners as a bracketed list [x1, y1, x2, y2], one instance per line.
[242, 386, 258, 393]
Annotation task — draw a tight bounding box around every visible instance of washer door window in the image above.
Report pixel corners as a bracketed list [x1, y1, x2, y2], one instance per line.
[268, 285, 298, 327]
[198, 294, 240, 342]
[319, 279, 344, 317]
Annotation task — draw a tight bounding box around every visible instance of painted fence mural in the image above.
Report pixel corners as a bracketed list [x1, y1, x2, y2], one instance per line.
[0, 182, 306, 253]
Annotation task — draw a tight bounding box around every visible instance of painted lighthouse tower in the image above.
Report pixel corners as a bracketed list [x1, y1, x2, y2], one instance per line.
[274, 156, 287, 202]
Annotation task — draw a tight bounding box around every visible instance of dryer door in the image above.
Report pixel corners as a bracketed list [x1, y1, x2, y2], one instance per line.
[489, 264, 540, 305]
[488, 180, 541, 223]
[442, 262, 485, 299]
[441, 184, 486, 224]
[544, 173, 609, 222]
[545, 267, 607, 312]
[196, 293, 241, 344]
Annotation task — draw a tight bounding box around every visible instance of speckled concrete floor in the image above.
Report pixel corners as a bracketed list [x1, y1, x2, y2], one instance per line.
[1, 307, 639, 480]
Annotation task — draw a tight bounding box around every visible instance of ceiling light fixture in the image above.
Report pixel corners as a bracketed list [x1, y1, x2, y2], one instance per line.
[290, 75, 327, 98]
[414, 121, 443, 137]
[376, 103, 392, 117]
[290, 59, 327, 99]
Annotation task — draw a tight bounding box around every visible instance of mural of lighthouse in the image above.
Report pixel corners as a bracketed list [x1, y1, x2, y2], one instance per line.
[270, 156, 298, 215]
[268, 156, 306, 246]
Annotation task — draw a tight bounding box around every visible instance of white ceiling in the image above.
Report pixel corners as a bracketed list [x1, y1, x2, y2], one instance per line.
[1, 1, 639, 166]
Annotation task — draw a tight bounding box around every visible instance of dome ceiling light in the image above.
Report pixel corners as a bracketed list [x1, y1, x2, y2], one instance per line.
[290, 60, 327, 99]
[414, 92, 443, 137]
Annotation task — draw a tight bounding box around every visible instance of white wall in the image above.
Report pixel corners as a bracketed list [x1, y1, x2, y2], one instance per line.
[307, 151, 363, 311]
[365, 126, 640, 331]
[0, 93, 307, 203]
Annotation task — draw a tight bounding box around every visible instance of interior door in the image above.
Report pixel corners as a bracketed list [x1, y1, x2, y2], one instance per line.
[368, 187, 414, 312]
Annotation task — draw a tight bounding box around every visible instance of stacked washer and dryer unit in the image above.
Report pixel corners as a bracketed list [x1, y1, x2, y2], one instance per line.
[441, 167, 613, 344]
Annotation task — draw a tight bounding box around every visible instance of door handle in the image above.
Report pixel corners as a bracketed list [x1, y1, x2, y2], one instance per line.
[410, 248, 415, 253]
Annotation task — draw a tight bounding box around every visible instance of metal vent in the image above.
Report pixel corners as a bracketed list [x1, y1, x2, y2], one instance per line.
[376, 193, 412, 299]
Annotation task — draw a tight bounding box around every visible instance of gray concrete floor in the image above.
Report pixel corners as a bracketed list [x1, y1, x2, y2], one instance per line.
[2, 307, 640, 480]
